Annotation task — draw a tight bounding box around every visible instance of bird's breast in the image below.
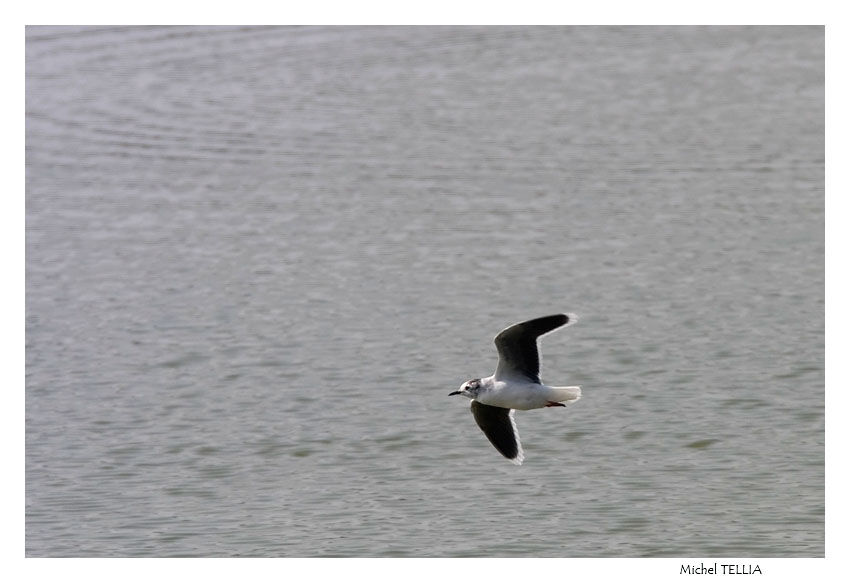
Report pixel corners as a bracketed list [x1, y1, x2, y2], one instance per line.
[476, 381, 550, 411]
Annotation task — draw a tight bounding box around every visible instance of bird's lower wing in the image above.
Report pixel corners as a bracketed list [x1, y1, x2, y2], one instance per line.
[470, 401, 524, 465]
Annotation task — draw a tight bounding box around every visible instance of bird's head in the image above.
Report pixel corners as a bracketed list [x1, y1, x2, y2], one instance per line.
[449, 378, 482, 399]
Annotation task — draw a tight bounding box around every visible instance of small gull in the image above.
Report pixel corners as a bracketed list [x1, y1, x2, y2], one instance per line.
[449, 313, 581, 465]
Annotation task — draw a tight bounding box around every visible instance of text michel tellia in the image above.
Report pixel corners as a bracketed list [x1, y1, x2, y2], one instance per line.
[680, 563, 762, 575]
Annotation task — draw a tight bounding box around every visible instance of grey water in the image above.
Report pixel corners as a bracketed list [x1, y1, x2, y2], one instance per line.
[25, 26, 823, 557]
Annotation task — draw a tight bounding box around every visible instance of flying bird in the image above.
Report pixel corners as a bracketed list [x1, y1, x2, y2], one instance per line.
[449, 313, 581, 464]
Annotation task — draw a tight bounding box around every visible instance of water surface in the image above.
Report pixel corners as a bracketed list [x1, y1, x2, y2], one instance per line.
[26, 25, 823, 557]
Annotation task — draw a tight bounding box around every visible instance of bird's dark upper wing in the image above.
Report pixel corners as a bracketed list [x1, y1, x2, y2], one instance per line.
[470, 401, 523, 463]
[494, 313, 571, 383]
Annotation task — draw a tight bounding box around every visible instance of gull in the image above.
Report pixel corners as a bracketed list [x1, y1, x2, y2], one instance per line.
[449, 313, 581, 465]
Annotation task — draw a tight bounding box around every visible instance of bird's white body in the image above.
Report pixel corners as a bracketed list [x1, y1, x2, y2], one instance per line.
[472, 375, 581, 411]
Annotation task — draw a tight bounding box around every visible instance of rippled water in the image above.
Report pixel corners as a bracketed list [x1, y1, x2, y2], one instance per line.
[26, 25, 823, 557]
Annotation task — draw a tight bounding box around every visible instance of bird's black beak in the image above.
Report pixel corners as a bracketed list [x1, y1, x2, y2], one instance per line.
[448, 390, 462, 396]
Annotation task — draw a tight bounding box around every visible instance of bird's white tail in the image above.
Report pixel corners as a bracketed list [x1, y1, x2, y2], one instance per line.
[549, 386, 581, 403]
